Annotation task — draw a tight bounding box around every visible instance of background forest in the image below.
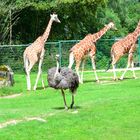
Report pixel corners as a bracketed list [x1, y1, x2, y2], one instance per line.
[0, 0, 140, 44]
[0, 0, 140, 72]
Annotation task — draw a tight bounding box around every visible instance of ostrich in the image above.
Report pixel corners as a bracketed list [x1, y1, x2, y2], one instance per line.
[47, 55, 79, 109]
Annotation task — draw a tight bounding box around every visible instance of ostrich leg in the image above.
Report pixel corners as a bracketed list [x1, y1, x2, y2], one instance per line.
[61, 89, 68, 110]
[70, 94, 75, 109]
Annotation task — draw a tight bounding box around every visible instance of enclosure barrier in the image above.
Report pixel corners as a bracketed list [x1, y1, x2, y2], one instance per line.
[0, 37, 140, 72]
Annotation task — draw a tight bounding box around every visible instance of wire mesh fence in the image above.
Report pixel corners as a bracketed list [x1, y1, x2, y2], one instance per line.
[0, 37, 140, 73]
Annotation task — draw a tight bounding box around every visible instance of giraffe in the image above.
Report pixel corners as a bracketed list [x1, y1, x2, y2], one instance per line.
[68, 22, 116, 83]
[23, 13, 60, 90]
[107, 20, 140, 80]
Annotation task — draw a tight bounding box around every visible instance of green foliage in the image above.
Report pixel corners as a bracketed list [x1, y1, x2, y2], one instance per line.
[0, 0, 139, 44]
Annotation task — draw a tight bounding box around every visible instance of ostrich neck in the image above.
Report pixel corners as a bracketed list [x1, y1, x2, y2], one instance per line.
[54, 60, 60, 78]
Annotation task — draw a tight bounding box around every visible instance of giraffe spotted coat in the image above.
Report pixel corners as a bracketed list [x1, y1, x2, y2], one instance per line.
[111, 21, 140, 62]
[70, 34, 96, 61]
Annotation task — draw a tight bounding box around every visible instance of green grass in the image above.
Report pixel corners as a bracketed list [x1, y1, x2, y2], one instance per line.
[0, 71, 140, 140]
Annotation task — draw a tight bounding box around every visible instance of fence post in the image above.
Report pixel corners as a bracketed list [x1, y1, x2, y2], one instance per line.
[58, 41, 62, 66]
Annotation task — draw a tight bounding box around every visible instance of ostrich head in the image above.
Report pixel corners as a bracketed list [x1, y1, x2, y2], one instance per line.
[55, 54, 60, 62]
[50, 13, 61, 23]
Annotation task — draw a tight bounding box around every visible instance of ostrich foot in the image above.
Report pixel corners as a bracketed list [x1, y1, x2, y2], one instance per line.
[70, 104, 74, 109]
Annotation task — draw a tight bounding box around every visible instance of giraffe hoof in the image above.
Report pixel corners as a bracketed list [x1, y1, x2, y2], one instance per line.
[96, 80, 100, 83]
[133, 76, 137, 79]
[33, 87, 36, 91]
[119, 77, 123, 80]
[113, 78, 118, 81]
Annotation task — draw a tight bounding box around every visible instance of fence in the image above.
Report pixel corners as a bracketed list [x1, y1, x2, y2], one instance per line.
[0, 37, 140, 73]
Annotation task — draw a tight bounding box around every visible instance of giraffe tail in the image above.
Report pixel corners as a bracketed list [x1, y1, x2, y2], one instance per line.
[23, 53, 28, 75]
[106, 58, 112, 72]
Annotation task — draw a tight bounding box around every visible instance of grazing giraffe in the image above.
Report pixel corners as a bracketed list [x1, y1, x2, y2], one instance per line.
[107, 20, 140, 80]
[68, 22, 116, 83]
[23, 13, 60, 90]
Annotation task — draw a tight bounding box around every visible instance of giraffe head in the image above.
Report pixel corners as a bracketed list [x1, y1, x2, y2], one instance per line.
[50, 13, 61, 23]
[106, 22, 117, 30]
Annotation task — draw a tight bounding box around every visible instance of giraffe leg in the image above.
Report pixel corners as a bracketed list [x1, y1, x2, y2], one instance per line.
[34, 52, 45, 90]
[25, 62, 35, 91]
[90, 56, 99, 82]
[26, 71, 31, 91]
[70, 94, 75, 109]
[75, 61, 82, 84]
[80, 59, 85, 84]
[111, 54, 121, 81]
[120, 64, 131, 80]
[68, 52, 74, 68]
[120, 53, 135, 80]
[61, 89, 68, 110]
[131, 61, 137, 79]
[112, 63, 118, 80]
[24, 57, 32, 91]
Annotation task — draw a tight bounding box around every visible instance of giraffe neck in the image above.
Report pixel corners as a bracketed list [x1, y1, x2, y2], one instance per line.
[93, 25, 111, 41]
[132, 25, 140, 39]
[42, 19, 53, 42]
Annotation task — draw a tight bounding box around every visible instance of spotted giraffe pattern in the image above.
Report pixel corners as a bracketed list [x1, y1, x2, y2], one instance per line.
[69, 22, 115, 83]
[70, 22, 115, 62]
[110, 20, 140, 80]
[23, 14, 60, 90]
[23, 19, 53, 65]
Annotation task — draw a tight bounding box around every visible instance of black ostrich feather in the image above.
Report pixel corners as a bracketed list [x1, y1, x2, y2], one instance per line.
[47, 67, 79, 93]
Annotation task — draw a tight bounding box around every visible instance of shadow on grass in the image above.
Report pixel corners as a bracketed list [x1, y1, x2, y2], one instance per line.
[83, 79, 113, 83]
[36, 85, 49, 90]
[52, 105, 82, 110]
[83, 80, 95, 83]
[121, 77, 136, 80]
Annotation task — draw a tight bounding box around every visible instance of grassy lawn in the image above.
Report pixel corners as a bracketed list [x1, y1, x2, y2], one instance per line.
[0, 71, 140, 140]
